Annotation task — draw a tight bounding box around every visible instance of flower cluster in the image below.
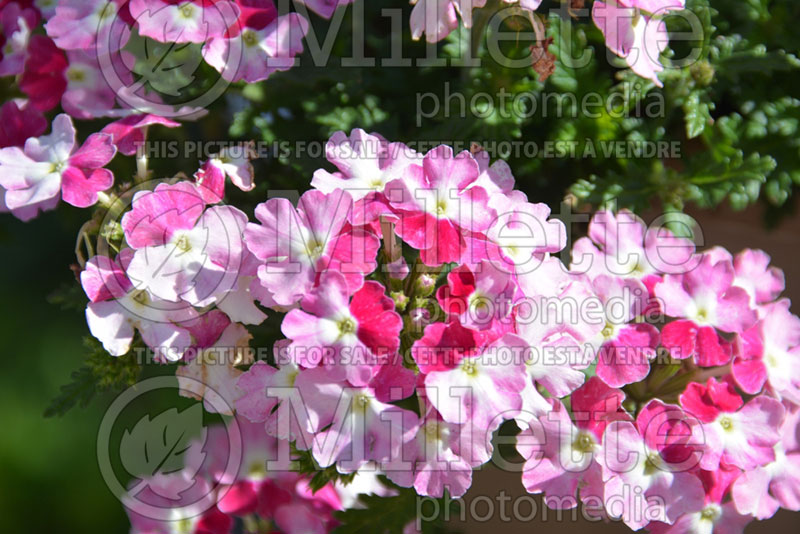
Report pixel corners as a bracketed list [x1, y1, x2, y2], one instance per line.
[49, 123, 798, 532]
[0, 0, 349, 133]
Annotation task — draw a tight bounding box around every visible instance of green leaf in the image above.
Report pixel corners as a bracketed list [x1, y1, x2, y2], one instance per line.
[44, 337, 141, 417]
[683, 91, 713, 139]
[291, 445, 356, 492]
[333, 482, 457, 534]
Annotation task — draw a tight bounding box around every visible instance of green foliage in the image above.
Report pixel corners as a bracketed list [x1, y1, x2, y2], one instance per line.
[333, 479, 458, 534]
[187, 0, 800, 219]
[44, 337, 141, 418]
[291, 444, 357, 492]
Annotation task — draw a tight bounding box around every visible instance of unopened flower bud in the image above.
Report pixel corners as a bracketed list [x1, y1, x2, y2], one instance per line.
[414, 273, 437, 297]
[391, 291, 409, 312]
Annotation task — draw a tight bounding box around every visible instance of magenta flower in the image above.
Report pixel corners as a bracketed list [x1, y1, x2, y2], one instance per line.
[122, 182, 250, 307]
[19, 35, 68, 112]
[591, 274, 660, 387]
[236, 358, 331, 444]
[293, 366, 419, 473]
[61, 51, 120, 119]
[657, 254, 758, 366]
[194, 145, 256, 203]
[647, 467, 752, 534]
[0, 114, 116, 221]
[244, 188, 380, 306]
[296, 0, 354, 19]
[311, 129, 421, 203]
[0, 101, 47, 149]
[409, 0, 487, 44]
[176, 320, 253, 414]
[386, 145, 494, 266]
[706, 246, 785, 310]
[730, 406, 800, 519]
[384, 408, 477, 498]
[281, 270, 402, 386]
[100, 113, 181, 156]
[733, 299, 800, 401]
[679, 378, 785, 470]
[601, 400, 705, 529]
[482, 199, 567, 273]
[436, 261, 515, 331]
[415, 320, 527, 427]
[571, 209, 696, 282]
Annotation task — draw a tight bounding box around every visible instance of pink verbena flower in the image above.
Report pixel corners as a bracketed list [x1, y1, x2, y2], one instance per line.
[80, 252, 197, 358]
[244, 188, 379, 306]
[435, 260, 515, 330]
[194, 144, 255, 203]
[409, 0, 487, 44]
[705, 246, 785, 310]
[592, 0, 685, 87]
[122, 182, 249, 307]
[281, 270, 402, 386]
[177, 319, 254, 414]
[385, 145, 494, 266]
[517, 395, 610, 510]
[590, 274, 659, 387]
[61, 51, 120, 119]
[730, 406, 800, 519]
[657, 254, 758, 366]
[601, 400, 705, 529]
[0, 113, 116, 220]
[236, 355, 325, 444]
[293, 366, 419, 473]
[647, 467, 752, 534]
[311, 129, 420, 206]
[733, 299, 800, 402]
[571, 209, 696, 283]
[0, 2, 38, 76]
[256, 474, 341, 534]
[482, 198, 566, 273]
[414, 320, 527, 427]
[203, 10, 308, 83]
[384, 407, 478, 498]
[679, 378, 785, 470]
[130, 0, 239, 43]
[100, 113, 181, 156]
[45, 0, 129, 53]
